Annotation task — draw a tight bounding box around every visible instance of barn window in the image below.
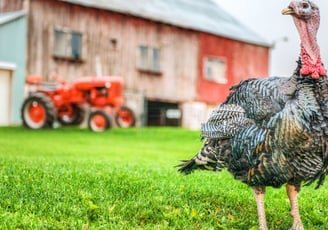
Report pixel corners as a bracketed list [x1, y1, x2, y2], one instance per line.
[204, 57, 227, 84]
[53, 29, 82, 60]
[137, 45, 161, 73]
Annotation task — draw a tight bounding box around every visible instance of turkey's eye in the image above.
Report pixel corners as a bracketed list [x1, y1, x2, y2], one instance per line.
[302, 2, 309, 9]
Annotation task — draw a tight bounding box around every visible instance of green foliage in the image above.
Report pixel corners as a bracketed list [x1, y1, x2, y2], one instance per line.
[0, 126, 327, 229]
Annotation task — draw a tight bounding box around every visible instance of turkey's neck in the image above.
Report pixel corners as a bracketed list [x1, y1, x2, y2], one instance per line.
[296, 18, 320, 64]
[294, 11, 326, 79]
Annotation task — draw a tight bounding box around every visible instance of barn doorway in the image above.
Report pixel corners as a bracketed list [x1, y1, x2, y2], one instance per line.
[0, 69, 13, 125]
[146, 101, 181, 126]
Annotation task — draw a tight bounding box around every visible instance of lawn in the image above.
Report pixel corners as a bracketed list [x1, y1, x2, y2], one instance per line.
[0, 126, 327, 229]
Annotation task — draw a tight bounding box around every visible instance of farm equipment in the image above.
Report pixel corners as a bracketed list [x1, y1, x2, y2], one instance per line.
[21, 75, 136, 131]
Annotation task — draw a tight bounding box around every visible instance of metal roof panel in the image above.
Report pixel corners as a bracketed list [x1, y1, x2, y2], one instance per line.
[60, 0, 270, 47]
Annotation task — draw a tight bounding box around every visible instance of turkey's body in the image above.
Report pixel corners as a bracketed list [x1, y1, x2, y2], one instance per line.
[181, 63, 328, 188]
[227, 75, 328, 188]
[178, 1, 328, 229]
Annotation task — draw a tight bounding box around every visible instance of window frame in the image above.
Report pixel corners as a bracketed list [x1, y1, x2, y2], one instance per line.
[137, 45, 161, 74]
[53, 28, 83, 61]
[203, 56, 228, 84]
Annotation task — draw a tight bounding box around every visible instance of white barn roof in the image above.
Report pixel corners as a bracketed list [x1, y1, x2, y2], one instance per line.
[60, 0, 270, 47]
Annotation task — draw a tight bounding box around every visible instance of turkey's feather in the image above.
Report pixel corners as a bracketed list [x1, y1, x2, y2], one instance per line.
[201, 104, 253, 138]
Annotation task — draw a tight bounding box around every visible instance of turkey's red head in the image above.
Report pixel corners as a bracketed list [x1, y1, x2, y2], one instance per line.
[282, 0, 326, 79]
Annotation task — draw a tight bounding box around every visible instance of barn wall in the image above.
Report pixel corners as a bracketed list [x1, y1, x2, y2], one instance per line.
[0, 0, 24, 12]
[198, 33, 269, 104]
[130, 21, 199, 102]
[27, 0, 199, 103]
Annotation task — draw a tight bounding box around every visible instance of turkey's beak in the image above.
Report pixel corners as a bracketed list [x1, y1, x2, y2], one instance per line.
[282, 7, 294, 15]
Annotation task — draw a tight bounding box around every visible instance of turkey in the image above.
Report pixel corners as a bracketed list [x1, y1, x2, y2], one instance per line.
[178, 1, 328, 230]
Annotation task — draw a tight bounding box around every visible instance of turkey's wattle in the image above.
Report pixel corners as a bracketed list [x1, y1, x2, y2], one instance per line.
[300, 46, 326, 79]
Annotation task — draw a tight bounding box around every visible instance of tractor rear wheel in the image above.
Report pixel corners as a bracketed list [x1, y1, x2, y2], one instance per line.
[21, 93, 56, 129]
[88, 110, 111, 132]
[115, 106, 136, 127]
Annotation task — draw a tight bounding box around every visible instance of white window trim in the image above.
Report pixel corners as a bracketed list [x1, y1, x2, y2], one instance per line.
[204, 56, 227, 84]
[53, 28, 83, 61]
[137, 45, 161, 73]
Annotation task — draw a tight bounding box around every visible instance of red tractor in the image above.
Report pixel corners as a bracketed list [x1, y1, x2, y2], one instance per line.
[21, 75, 136, 131]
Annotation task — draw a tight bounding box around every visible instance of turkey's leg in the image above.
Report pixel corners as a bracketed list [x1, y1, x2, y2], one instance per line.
[286, 183, 304, 230]
[253, 186, 268, 230]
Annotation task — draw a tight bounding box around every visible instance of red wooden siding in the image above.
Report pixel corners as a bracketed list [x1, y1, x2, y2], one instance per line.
[198, 33, 269, 104]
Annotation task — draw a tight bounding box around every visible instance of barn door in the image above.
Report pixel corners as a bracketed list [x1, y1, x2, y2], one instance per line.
[146, 101, 181, 126]
[0, 69, 12, 125]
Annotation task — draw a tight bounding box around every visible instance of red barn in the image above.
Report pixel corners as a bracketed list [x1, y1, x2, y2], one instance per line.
[0, 0, 270, 129]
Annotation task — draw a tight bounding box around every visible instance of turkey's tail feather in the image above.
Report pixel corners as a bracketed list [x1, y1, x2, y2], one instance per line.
[177, 139, 218, 174]
[177, 139, 228, 174]
[177, 159, 199, 175]
[315, 170, 327, 189]
[304, 159, 328, 189]
[178, 104, 250, 174]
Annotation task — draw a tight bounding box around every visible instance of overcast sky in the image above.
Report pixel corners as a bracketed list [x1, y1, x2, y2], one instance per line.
[214, 0, 328, 77]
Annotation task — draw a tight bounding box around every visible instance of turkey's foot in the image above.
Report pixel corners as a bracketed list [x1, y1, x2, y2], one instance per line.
[289, 221, 304, 230]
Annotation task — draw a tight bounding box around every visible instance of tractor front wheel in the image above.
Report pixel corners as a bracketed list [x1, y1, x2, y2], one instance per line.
[115, 106, 136, 127]
[21, 93, 56, 129]
[88, 110, 111, 132]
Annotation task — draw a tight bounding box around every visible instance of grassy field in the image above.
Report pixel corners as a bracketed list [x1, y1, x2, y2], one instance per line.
[0, 126, 327, 229]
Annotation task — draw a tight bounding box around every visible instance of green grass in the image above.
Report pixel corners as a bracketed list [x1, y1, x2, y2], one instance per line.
[0, 126, 327, 229]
